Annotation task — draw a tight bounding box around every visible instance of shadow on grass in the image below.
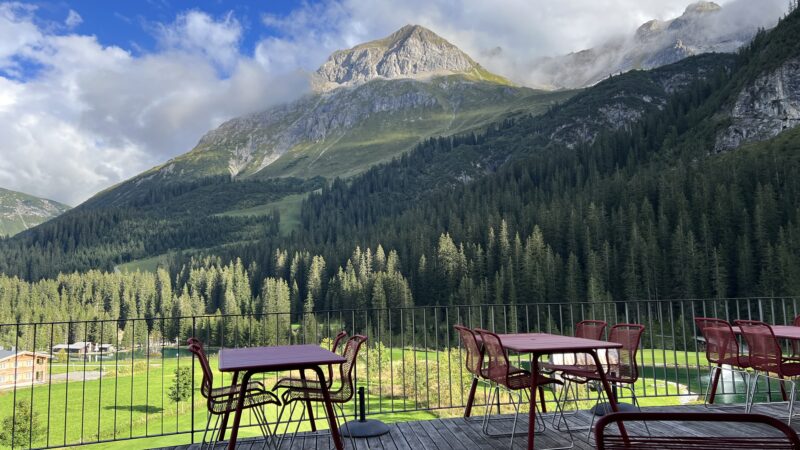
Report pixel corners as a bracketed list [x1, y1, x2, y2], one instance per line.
[104, 404, 164, 414]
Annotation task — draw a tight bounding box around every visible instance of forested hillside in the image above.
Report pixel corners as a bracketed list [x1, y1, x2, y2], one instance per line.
[0, 8, 799, 327]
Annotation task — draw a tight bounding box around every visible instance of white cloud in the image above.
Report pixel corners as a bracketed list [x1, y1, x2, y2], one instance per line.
[65, 9, 82, 29]
[257, 0, 788, 84]
[156, 10, 242, 72]
[0, 8, 308, 205]
[0, 0, 790, 205]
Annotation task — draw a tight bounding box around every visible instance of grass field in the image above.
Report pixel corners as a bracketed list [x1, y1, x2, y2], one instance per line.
[216, 193, 307, 236]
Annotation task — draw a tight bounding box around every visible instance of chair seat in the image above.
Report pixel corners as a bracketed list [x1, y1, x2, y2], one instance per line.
[482, 365, 561, 390]
[209, 380, 266, 399]
[780, 362, 800, 377]
[273, 376, 324, 391]
[714, 356, 751, 369]
[208, 389, 280, 415]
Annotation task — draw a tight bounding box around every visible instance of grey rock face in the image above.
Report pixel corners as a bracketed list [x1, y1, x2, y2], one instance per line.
[189, 78, 469, 177]
[715, 57, 800, 152]
[313, 25, 482, 92]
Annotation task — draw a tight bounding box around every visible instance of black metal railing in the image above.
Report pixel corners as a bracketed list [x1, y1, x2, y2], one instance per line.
[0, 297, 798, 449]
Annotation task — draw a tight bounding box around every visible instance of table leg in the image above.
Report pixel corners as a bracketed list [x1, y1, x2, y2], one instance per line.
[527, 355, 540, 450]
[227, 370, 251, 450]
[464, 376, 479, 417]
[218, 370, 240, 440]
[312, 366, 343, 450]
[589, 350, 628, 442]
[299, 369, 317, 431]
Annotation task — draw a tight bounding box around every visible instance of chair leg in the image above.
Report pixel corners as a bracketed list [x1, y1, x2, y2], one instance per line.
[703, 365, 721, 407]
[747, 372, 761, 413]
[552, 379, 590, 432]
[788, 381, 797, 426]
[539, 386, 548, 413]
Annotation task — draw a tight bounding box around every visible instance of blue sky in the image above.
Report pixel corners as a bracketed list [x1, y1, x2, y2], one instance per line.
[0, 0, 789, 205]
[35, 1, 297, 51]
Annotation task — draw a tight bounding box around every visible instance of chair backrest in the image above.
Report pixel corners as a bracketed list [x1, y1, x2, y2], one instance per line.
[335, 335, 367, 401]
[694, 317, 743, 366]
[474, 328, 511, 385]
[454, 325, 484, 377]
[606, 324, 645, 383]
[188, 343, 213, 399]
[735, 320, 782, 373]
[595, 412, 800, 449]
[576, 320, 607, 340]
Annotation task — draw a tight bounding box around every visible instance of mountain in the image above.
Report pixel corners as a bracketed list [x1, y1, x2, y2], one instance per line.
[312, 24, 510, 91]
[528, 1, 775, 89]
[2, 5, 799, 285]
[104, 24, 568, 206]
[0, 188, 69, 237]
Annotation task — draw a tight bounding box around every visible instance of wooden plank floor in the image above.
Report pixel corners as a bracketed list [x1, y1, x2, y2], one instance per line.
[155, 402, 799, 449]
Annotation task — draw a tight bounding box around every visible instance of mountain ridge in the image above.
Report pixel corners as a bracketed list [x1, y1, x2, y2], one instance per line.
[0, 188, 70, 237]
[527, 1, 775, 89]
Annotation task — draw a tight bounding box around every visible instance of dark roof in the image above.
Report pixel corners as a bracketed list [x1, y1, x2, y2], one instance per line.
[0, 349, 16, 361]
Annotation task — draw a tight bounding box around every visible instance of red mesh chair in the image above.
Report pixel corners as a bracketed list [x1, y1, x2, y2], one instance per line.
[188, 343, 280, 448]
[272, 330, 348, 391]
[595, 411, 800, 449]
[186, 338, 266, 400]
[541, 320, 607, 430]
[454, 325, 489, 419]
[558, 324, 646, 437]
[474, 328, 567, 450]
[735, 320, 800, 424]
[694, 318, 751, 407]
[275, 335, 367, 449]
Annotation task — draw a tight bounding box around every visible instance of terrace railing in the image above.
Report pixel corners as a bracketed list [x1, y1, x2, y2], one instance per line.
[0, 297, 799, 449]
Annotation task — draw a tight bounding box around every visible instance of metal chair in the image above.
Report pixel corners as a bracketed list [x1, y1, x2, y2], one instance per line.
[273, 330, 348, 391]
[276, 335, 368, 449]
[474, 328, 569, 450]
[594, 411, 800, 449]
[188, 342, 280, 449]
[454, 324, 491, 419]
[735, 320, 800, 424]
[557, 323, 646, 437]
[186, 337, 268, 405]
[542, 320, 607, 430]
[694, 317, 751, 407]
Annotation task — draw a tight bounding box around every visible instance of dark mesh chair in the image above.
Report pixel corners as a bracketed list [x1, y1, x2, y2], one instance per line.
[188, 343, 280, 448]
[542, 320, 607, 430]
[595, 412, 800, 449]
[735, 320, 800, 424]
[694, 317, 750, 406]
[186, 338, 267, 401]
[558, 323, 646, 437]
[474, 328, 566, 450]
[454, 324, 489, 419]
[272, 330, 348, 391]
[275, 335, 367, 449]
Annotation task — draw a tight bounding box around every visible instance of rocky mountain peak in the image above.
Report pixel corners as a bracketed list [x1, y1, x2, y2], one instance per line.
[312, 24, 491, 92]
[683, 1, 722, 15]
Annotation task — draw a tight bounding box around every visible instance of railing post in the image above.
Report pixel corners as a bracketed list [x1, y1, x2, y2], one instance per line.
[191, 316, 196, 444]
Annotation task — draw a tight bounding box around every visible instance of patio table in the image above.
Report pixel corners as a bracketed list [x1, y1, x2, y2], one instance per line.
[217, 344, 347, 450]
[474, 332, 625, 450]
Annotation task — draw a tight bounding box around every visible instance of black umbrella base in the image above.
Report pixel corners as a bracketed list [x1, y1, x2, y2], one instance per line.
[591, 402, 639, 416]
[340, 419, 391, 437]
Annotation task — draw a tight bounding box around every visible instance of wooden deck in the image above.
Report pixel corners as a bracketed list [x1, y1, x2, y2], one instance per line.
[155, 402, 798, 449]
